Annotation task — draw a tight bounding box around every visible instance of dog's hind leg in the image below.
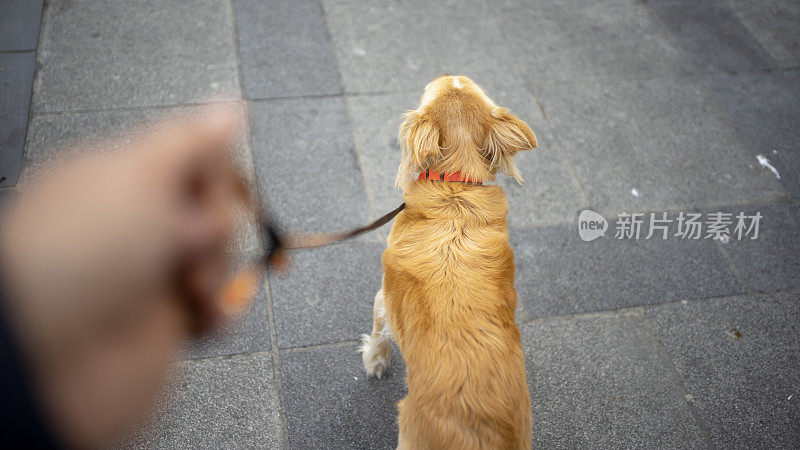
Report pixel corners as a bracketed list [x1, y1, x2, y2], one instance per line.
[360, 288, 392, 378]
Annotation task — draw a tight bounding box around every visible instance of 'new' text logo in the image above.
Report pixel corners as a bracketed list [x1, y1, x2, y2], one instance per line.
[578, 210, 608, 241]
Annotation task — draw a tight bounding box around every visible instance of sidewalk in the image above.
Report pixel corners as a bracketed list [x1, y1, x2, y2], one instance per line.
[1, 0, 798, 448]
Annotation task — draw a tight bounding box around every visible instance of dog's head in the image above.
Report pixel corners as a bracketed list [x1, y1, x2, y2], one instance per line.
[396, 75, 537, 188]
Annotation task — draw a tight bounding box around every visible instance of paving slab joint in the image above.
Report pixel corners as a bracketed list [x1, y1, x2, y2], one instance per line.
[523, 84, 591, 209]
[714, 0, 783, 70]
[317, 0, 381, 232]
[228, 0, 247, 102]
[279, 339, 361, 354]
[486, 0, 592, 210]
[12, 1, 45, 188]
[639, 310, 717, 449]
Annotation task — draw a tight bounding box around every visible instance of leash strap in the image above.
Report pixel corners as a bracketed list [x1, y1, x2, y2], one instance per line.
[262, 203, 405, 263]
[222, 203, 406, 314]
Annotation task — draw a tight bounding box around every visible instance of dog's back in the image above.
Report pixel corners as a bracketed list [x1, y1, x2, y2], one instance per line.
[383, 181, 531, 449]
[360, 74, 536, 448]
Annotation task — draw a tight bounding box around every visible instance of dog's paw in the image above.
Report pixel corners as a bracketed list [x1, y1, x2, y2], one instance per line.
[360, 334, 391, 379]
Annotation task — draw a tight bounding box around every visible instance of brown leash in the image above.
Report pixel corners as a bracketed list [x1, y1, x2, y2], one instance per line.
[223, 167, 484, 311]
[261, 169, 483, 262]
[221, 172, 482, 310]
[221, 203, 406, 312]
[260, 202, 405, 267]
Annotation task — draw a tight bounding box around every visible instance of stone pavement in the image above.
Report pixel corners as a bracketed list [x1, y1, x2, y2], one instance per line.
[1, 0, 799, 448]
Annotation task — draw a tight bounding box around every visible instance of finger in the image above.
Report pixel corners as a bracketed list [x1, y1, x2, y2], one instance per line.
[174, 157, 250, 333]
[172, 203, 237, 334]
[175, 169, 235, 254]
[172, 255, 228, 335]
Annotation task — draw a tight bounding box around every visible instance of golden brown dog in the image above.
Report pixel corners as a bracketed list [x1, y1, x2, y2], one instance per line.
[360, 75, 537, 449]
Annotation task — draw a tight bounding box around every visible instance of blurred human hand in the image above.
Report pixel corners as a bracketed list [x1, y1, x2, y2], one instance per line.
[0, 105, 252, 448]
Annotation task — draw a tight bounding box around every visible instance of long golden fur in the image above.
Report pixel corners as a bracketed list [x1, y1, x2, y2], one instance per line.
[360, 75, 537, 449]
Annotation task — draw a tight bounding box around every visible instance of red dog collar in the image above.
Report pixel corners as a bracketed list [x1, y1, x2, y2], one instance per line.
[418, 170, 481, 184]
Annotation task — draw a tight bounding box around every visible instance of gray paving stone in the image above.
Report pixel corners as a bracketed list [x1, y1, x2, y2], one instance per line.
[249, 97, 373, 238]
[646, 291, 800, 449]
[0, 0, 43, 51]
[489, 85, 589, 227]
[280, 343, 407, 449]
[121, 354, 285, 448]
[699, 70, 800, 198]
[648, 0, 774, 72]
[511, 220, 744, 319]
[24, 109, 162, 171]
[23, 103, 254, 175]
[33, 0, 240, 112]
[532, 75, 787, 217]
[499, 0, 691, 86]
[784, 68, 800, 95]
[321, 0, 523, 93]
[1, 52, 36, 187]
[346, 87, 587, 229]
[184, 275, 270, 360]
[725, 0, 800, 67]
[269, 242, 384, 348]
[343, 91, 415, 219]
[234, 0, 341, 99]
[22, 104, 259, 253]
[721, 203, 800, 292]
[521, 313, 704, 448]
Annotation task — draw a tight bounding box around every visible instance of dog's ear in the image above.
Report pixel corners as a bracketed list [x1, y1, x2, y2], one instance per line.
[395, 110, 441, 187]
[484, 107, 537, 185]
